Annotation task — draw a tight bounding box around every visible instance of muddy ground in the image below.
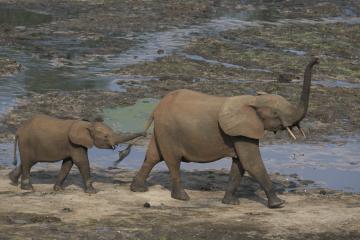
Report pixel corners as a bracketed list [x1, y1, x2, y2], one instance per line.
[0, 0, 360, 239]
[1, 167, 360, 240]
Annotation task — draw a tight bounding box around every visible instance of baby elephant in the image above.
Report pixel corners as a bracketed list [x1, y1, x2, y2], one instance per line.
[8, 114, 144, 193]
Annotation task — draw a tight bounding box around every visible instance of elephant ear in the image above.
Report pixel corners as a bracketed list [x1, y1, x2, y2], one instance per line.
[69, 121, 94, 148]
[218, 96, 265, 139]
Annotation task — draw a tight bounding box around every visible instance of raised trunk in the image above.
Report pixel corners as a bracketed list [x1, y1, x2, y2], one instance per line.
[294, 57, 319, 123]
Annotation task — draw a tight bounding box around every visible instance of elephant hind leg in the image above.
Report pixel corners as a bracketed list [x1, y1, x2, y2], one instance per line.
[8, 164, 22, 185]
[222, 158, 244, 205]
[160, 147, 189, 201]
[20, 160, 36, 191]
[131, 136, 162, 192]
[164, 155, 189, 201]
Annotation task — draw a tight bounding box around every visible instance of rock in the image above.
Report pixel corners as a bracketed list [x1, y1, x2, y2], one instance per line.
[289, 173, 298, 178]
[15, 26, 26, 31]
[62, 207, 73, 213]
[319, 190, 327, 195]
[288, 181, 298, 189]
[277, 73, 294, 83]
[299, 179, 314, 186]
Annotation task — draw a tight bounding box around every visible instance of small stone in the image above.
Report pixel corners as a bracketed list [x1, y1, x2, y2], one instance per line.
[299, 180, 314, 186]
[289, 173, 298, 178]
[157, 49, 164, 54]
[278, 73, 294, 83]
[143, 202, 151, 208]
[62, 207, 72, 213]
[15, 26, 26, 31]
[319, 190, 327, 195]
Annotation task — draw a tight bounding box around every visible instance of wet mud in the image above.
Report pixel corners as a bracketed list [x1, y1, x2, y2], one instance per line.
[0, 167, 360, 240]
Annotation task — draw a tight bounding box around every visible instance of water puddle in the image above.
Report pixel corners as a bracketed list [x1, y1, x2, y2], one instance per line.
[0, 47, 123, 118]
[0, 8, 52, 26]
[283, 49, 306, 56]
[0, 6, 359, 193]
[103, 17, 261, 69]
[2, 10, 359, 119]
[103, 98, 158, 132]
[1, 136, 359, 192]
[313, 80, 360, 89]
[182, 53, 272, 73]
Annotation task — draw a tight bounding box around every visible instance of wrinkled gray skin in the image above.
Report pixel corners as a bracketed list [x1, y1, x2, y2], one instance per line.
[131, 58, 319, 208]
[8, 114, 144, 193]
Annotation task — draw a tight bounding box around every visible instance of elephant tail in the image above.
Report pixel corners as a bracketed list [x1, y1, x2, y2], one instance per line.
[13, 135, 18, 166]
[144, 111, 154, 132]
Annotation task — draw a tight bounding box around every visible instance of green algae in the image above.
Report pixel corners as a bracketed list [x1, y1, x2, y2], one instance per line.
[103, 98, 159, 132]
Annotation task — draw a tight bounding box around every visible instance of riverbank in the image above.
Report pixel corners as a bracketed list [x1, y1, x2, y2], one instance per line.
[0, 166, 359, 240]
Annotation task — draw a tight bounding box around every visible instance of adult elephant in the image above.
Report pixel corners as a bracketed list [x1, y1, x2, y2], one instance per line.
[131, 58, 319, 208]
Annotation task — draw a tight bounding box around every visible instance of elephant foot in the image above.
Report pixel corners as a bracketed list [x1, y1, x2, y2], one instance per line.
[268, 196, 285, 209]
[171, 189, 190, 201]
[8, 172, 19, 186]
[84, 186, 97, 194]
[130, 179, 148, 192]
[222, 195, 240, 205]
[53, 184, 65, 192]
[20, 182, 34, 191]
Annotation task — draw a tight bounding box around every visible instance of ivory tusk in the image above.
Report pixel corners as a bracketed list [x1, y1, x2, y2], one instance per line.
[286, 127, 297, 140]
[298, 126, 306, 138]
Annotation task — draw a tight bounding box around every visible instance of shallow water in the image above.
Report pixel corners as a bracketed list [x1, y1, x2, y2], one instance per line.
[0, 7, 359, 193]
[313, 80, 360, 89]
[1, 11, 359, 118]
[103, 98, 158, 132]
[182, 53, 272, 73]
[1, 136, 359, 192]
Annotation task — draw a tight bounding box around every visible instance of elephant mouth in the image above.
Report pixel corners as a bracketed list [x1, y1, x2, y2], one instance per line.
[285, 125, 306, 140]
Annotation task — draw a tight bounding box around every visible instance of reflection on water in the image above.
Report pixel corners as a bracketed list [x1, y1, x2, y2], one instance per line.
[1, 137, 359, 192]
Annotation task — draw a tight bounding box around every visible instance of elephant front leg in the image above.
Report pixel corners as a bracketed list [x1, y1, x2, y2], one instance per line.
[222, 158, 244, 205]
[71, 148, 96, 194]
[54, 158, 73, 191]
[234, 137, 285, 208]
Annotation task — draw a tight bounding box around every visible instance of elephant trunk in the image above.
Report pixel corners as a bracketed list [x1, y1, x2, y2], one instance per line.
[294, 57, 319, 123]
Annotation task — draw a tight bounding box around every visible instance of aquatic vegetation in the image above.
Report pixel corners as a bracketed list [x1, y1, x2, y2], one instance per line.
[103, 98, 159, 132]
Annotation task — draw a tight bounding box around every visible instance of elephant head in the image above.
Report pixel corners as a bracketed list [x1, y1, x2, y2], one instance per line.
[219, 57, 319, 140]
[69, 121, 143, 149]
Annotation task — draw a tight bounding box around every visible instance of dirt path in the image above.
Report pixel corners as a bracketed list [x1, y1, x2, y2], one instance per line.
[0, 167, 359, 239]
